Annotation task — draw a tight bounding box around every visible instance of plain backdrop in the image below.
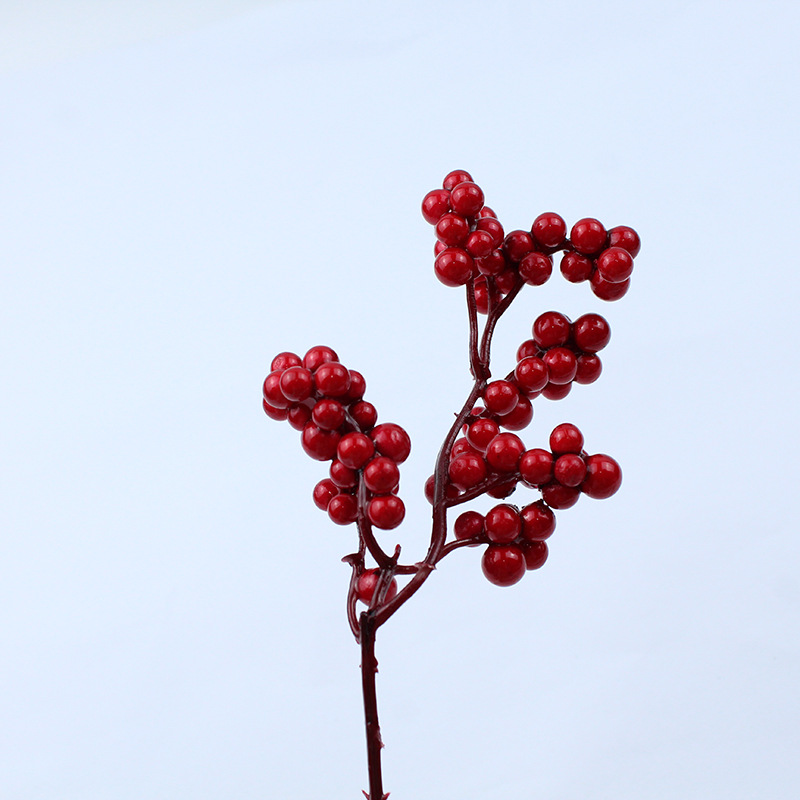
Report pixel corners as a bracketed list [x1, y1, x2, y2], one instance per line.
[1, 1, 799, 798]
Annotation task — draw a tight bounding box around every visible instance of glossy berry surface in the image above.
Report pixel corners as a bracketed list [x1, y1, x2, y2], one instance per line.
[596, 247, 634, 283]
[303, 345, 338, 372]
[549, 423, 584, 454]
[570, 218, 607, 255]
[371, 423, 411, 463]
[421, 189, 451, 224]
[533, 311, 571, 348]
[435, 248, 474, 287]
[520, 501, 556, 541]
[450, 181, 485, 216]
[454, 510, 484, 541]
[572, 313, 611, 353]
[560, 252, 593, 283]
[356, 569, 398, 604]
[485, 504, 521, 543]
[337, 432, 375, 469]
[531, 212, 566, 249]
[541, 482, 580, 509]
[485, 433, 525, 472]
[522, 541, 549, 570]
[482, 545, 526, 586]
[519, 448, 554, 487]
[368, 495, 406, 529]
[581, 454, 622, 499]
[449, 453, 488, 490]
[363, 457, 400, 494]
[554, 453, 587, 487]
[484, 380, 519, 416]
[442, 169, 473, 190]
[327, 493, 358, 524]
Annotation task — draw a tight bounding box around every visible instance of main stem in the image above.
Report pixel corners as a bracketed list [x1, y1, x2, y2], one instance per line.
[360, 612, 384, 800]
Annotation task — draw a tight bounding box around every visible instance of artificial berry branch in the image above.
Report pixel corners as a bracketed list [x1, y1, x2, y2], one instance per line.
[261, 170, 639, 798]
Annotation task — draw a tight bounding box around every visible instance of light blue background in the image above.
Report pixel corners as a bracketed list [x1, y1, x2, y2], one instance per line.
[2, 2, 798, 798]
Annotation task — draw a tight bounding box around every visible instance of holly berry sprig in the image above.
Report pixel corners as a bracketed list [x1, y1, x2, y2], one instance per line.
[261, 170, 639, 799]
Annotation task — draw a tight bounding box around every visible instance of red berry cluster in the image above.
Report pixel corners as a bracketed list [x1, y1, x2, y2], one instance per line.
[453, 500, 554, 587]
[437, 421, 620, 586]
[262, 345, 411, 530]
[421, 170, 640, 307]
[515, 310, 611, 401]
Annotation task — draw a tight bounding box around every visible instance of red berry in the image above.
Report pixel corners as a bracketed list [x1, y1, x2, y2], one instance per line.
[549, 423, 584, 454]
[517, 339, 539, 361]
[560, 251, 593, 283]
[434, 248, 474, 287]
[263, 371, 290, 409]
[466, 418, 500, 452]
[262, 398, 289, 421]
[520, 501, 556, 541]
[474, 277, 489, 314]
[482, 545, 526, 586]
[448, 453, 488, 490]
[280, 366, 314, 402]
[541, 382, 572, 400]
[590, 272, 630, 301]
[328, 493, 358, 524]
[356, 569, 398, 604]
[313, 478, 339, 511]
[287, 402, 312, 431]
[328, 459, 357, 490]
[466, 230, 494, 258]
[451, 437, 481, 460]
[271, 351, 302, 371]
[533, 311, 571, 348]
[572, 313, 611, 353]
[581, 454, 622, 499]
[498, 393, 533, 431]
[363, 456, 400, 494]
[485, 504, 521, 543]
[301, 422, 341, 460]
[519, 449, 554, 487]
[434, 241, 447, 256]
[542, 347, 577, 385]
[478, 206, 497, 219]
[503, 230, 534, 263]
[486, 479, 518, 499]
[519, 252, 553, 286]
[494, 268, 518, 295]
[371, 423, 411, 463]
[531, 212, 567, 249]
[337, 432, 375, 469]
[485, 433, 525, 472]
[522, 540, 549, 570]
[350, 400, 378, 431]
[421, 188, 451, 224]
[368, 495, 405, 529]
[443, 170, 473, 190]
[541, 482, 580, 509]
[475, 216, 505, 247]
[454, 510, 484, 542]
[570, 218, 607, 255]
[554, 453, 587, 487]
[476, 249, 506, 276]
[514, 357, 549, 394]
[303, 345, 338, 372]
[424, 474, 461, 504]
[450, 181, 485, 217]
[314, 362, 351, 397]
[484, 380, 519, 416]
[345, 370, 366, 401]
[435, 213, 470, 247]
[574, 354, 603, 384]
[312, 398, 346, 431]
[608, 225, 641, 257]
[596, 247, 634, 283]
